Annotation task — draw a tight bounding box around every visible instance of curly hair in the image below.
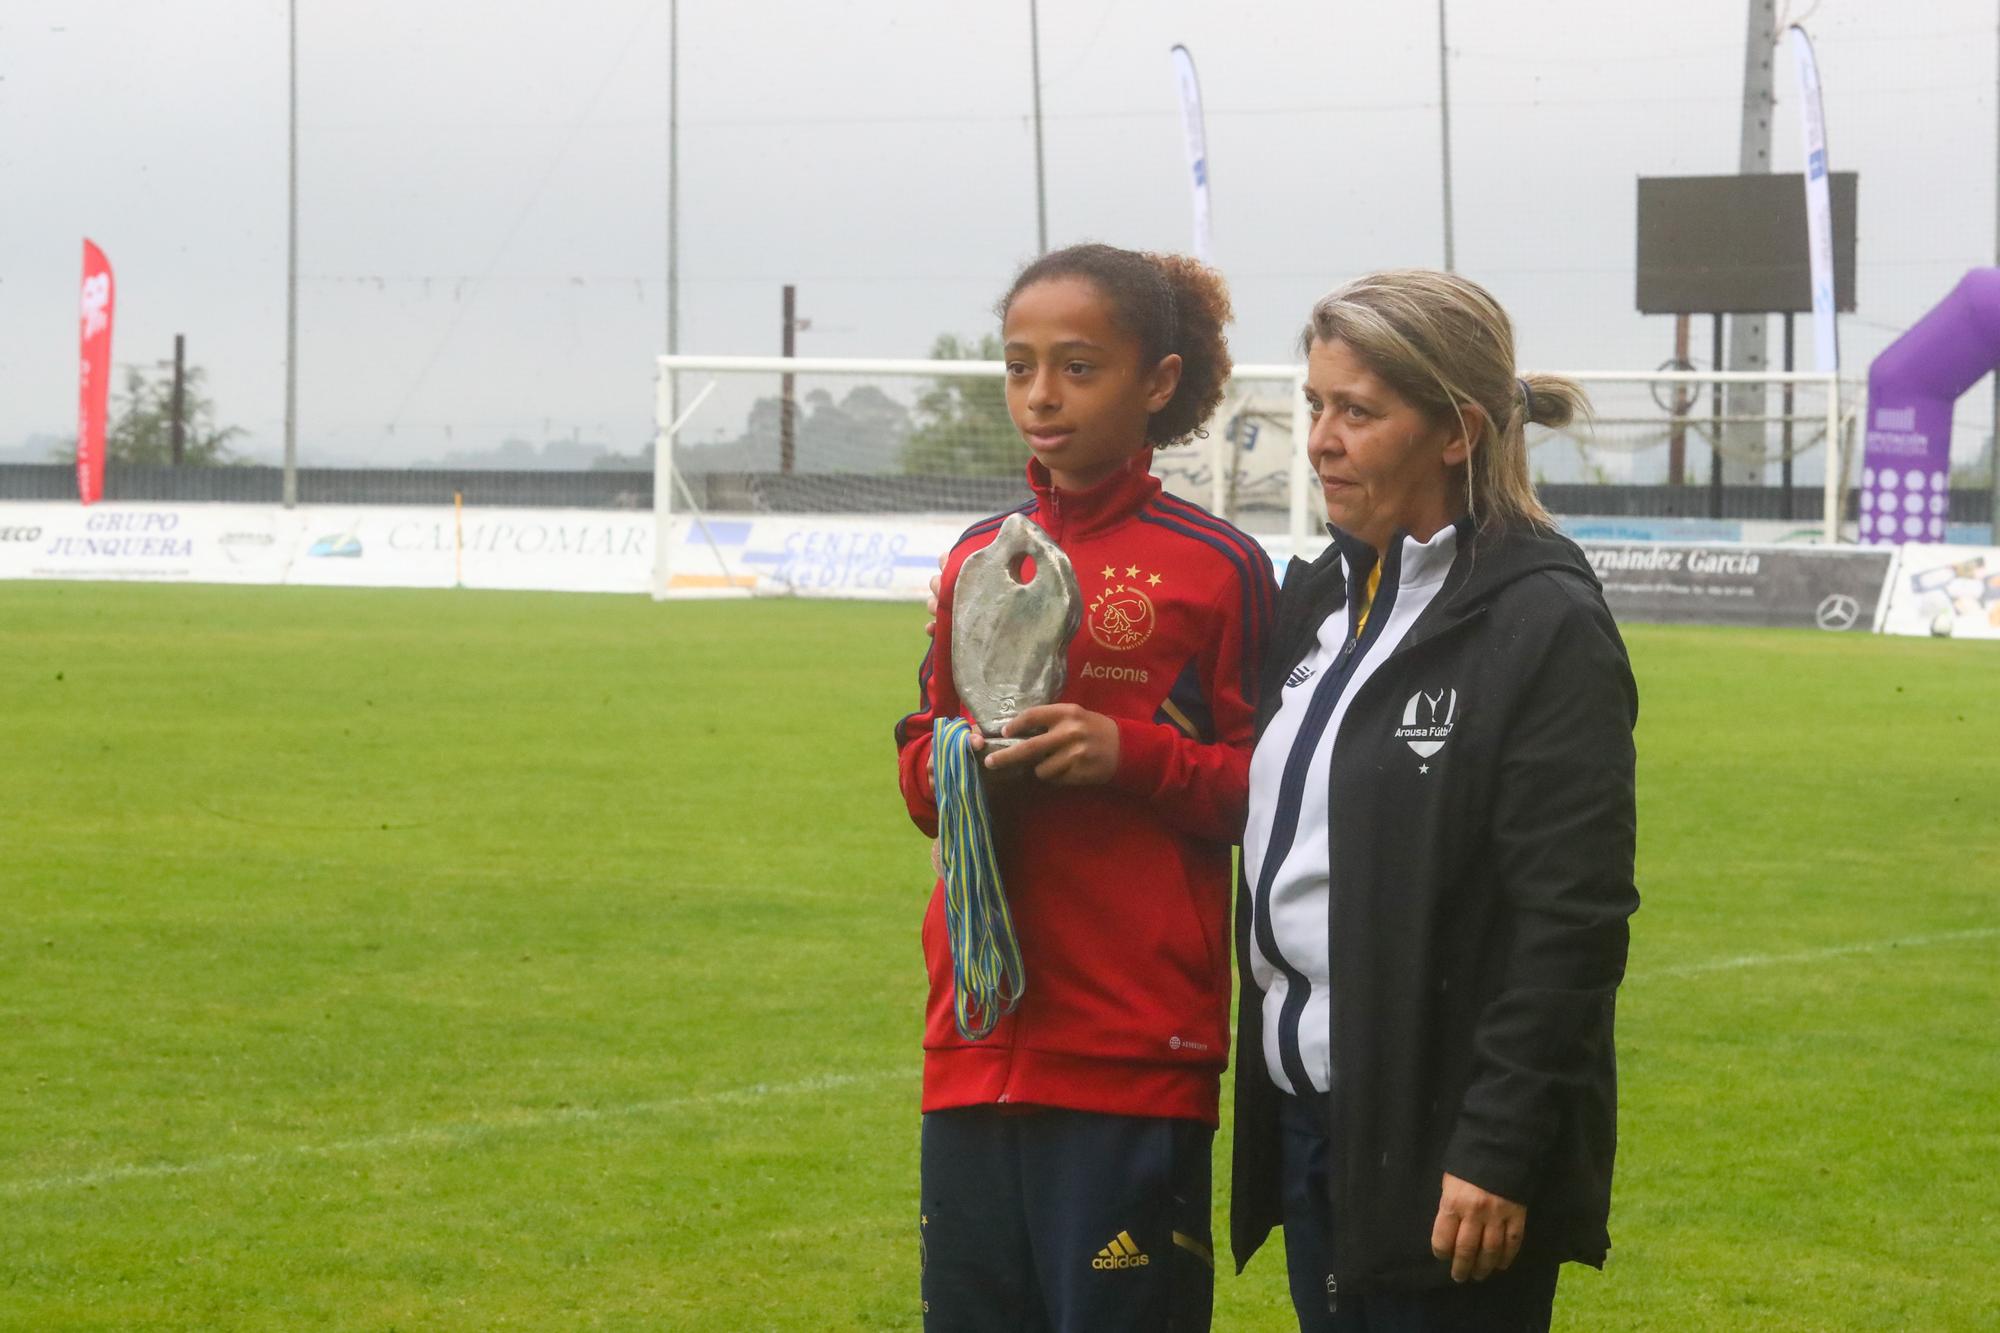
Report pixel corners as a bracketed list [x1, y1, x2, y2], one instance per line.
[997, 243, 1233, 447]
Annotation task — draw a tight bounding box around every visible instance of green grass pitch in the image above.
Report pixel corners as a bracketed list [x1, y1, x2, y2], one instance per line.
[2, 581, 1997, 1331]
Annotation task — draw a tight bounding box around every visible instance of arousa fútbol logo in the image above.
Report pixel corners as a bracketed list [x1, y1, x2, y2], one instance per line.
[1395, 688, 1459, 758]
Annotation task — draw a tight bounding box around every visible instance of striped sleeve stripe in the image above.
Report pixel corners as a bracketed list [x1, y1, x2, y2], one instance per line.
[1136, 507, 1265, 684]
[1159, 495, 1279, 702]
[1153, 493, 1279, 631]
[1140, 499, 1274, 678]
[955, 499, 1036, 547]
[1151, 494, 1277, 644]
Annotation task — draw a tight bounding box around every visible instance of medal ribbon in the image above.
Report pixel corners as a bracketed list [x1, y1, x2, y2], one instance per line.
[932, 717, 1026, 1041]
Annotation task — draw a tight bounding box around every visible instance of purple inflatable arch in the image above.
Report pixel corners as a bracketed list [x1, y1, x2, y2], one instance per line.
[1860, 268, 2000, 544]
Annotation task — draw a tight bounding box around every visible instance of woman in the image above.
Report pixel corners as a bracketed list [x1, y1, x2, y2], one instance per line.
[1232, 269, 1639, 1332]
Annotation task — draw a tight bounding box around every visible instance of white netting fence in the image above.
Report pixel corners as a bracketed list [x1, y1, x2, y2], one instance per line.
[652, 357, 1855, 594]
[1543, 372, 1852, 487]
[653, 356, 1303, 531]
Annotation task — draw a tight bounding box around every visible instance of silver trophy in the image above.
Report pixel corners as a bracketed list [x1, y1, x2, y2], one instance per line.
[951, 514, 1083, 750]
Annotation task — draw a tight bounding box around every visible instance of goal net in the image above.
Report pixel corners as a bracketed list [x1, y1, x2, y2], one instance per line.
[1541, 370, 1857, 528]
[650, 354, 1304, 599]
[649, 356, 1855, 599]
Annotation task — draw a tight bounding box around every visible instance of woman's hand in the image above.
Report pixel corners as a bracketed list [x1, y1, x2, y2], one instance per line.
[980, 704, 1120, 787]
[1431, 1173, 1526, 1282]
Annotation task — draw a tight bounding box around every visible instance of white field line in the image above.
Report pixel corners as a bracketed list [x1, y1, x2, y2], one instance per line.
[2, 1067, 914, 1199]
[1635, 925, 2000, 981]
[9, 928, 1996, 1199]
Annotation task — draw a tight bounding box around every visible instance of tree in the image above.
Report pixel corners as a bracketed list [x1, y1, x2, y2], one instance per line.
[900, 333, 1020, 476]
[1950, 434, 1994, 491]
[676, 383, 915, 474]
[805, 384, 911, 467]
[77, 364, 245, 466]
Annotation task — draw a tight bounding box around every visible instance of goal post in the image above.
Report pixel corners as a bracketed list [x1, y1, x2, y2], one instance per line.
[648, 356, 1855, 600]
[1552, 369, 1851, 546]
[650, 353, 1303, 600]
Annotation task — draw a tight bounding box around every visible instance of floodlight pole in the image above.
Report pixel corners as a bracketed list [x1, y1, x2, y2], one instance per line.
[658, 0, 681, 572]
[1030, 0, 1048, 254]
[282, 0, 299, 507]
[1438, 0, 1455, 272]
[667, 0, 680, 364]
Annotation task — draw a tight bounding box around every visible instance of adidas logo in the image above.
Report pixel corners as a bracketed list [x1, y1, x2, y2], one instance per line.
[1091, 1230, 1151, 1270]
[1286, 662, 1316, 688]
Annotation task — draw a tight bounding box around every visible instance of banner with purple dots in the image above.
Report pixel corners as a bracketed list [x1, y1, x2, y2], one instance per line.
[1859, 269, 2000, 546]
[1857, 431, 1952, 547]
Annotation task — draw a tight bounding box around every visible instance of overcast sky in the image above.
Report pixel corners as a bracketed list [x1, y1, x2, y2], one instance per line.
[4, 0, 1998, 466]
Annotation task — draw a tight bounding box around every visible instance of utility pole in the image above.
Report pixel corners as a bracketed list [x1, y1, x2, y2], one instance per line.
[780, 285, 797, 475]
[170, 334, 187, 466]
[1030, 0, 1048, 253]
[1438, 0, 1456, 272]
[282, 0, 299, 506]
[1725, 0, 1777, 488]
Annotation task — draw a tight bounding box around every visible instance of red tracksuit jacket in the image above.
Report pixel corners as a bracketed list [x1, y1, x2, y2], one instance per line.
[895, 451, 1277, 1125]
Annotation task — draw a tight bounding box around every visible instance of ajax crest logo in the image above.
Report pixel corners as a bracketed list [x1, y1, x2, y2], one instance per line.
[1396, 688, 1458, 758]
[1088, 564, 1160, 651]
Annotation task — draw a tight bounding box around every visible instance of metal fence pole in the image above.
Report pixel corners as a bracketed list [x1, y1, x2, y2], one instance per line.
[653, 359, 677, 599]
[1821, 372, 1842, 545]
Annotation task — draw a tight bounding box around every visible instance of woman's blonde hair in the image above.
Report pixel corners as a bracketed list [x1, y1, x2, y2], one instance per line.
[1299, 269, 1588, 532]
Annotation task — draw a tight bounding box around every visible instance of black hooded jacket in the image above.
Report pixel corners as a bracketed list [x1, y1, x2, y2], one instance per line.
[1230, 517, 1639, 1294]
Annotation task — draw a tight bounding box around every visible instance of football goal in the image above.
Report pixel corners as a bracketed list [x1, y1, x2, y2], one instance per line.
[649, 355, 1854, 599]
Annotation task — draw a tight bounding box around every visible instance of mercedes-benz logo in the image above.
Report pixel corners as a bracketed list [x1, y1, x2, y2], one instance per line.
[1815, 593, 1860, 632]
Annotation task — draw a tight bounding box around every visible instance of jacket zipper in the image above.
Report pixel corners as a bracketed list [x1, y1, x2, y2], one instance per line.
[999, 486, 1063, 1106]
[1319, 596, 1487, 1302]
[1324, 566, 1376, 1311]
[1254, 558, 1401, 1101]
[1312, 553, 1450, 1308]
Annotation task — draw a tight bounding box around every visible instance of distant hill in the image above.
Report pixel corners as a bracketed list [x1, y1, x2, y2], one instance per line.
[0, 434, 69, 464]
[411, 436, 620, 471]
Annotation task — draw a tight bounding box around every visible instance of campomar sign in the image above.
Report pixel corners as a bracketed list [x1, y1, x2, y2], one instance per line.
[0, 505, 1956, 627]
